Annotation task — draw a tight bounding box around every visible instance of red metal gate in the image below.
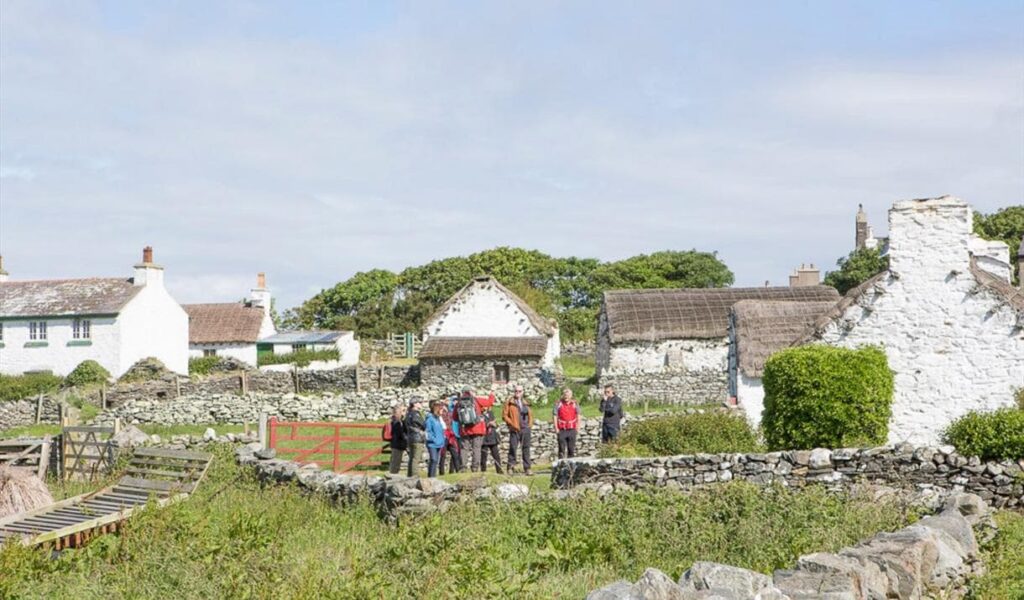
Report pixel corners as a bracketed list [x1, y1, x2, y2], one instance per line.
[267, 418, 386, 473]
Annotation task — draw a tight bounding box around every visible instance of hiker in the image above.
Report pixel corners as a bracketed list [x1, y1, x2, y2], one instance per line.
[553, 387, 580, 459]
[386, 403, 408, 475]
[479, 400, 504, 474]
[425, 401, 446, 478]
[439, 401, 462, 475]
[502, 384, 534, 475]
[404, 397, 427, 477]
[456, 386, 496, 472]
[599, 384, 625, 444]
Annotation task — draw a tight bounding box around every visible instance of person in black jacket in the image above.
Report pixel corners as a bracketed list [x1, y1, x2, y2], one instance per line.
[404, 397, 427, 477]
[600, 384, 625, 443]
[479, 403, 504, 474]
[387, 404, 408, 475]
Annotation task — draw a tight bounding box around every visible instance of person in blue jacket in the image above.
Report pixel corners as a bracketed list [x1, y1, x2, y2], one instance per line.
[425, 401, 447, 478]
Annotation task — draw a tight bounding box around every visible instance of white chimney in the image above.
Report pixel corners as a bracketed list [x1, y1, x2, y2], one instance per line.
[250, 272, 272, 318]
[969, 236, 1012, 283]
[888, 196, 972, 283]
[133, 246, 164, 287]
[0, 255, 8, 283]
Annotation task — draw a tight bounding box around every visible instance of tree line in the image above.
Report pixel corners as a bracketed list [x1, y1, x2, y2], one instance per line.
[281, 248, 734, 342]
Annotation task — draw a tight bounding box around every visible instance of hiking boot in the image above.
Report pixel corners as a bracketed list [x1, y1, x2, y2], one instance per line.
[495, 466, 505, 474]
[523, 469, 534, 476]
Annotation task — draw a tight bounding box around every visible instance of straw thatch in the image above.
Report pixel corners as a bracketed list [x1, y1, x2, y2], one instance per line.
[732, 300, 839, 377]
[602, 286, 840, 343]
[0, 466, 54, 520]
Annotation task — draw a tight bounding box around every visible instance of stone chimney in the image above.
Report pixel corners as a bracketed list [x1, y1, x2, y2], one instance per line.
[888, 196, 973, 283]
[0, 255, 8, 283]
[250, 272, 272, 318]
[855, 204, 869, 250]
[133, 246, 164, 287]
[789, 264, 820, 287]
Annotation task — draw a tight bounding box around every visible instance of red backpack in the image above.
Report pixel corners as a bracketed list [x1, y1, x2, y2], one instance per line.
[382, 421, 393, 442]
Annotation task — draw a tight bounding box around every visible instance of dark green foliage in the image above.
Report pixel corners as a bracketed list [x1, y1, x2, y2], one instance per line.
[601, 412, 763, 457]
[0, 444, 914, 599]
[973, 205, 1023, 286]
[283, 247, 733, 343]
[257, 348, 340, 367]
[64, 360, 111, 387]
[762, 345, 894, 450]
[188, 356, 221, 376]
[943, 408, 1024, 461]
[0, 372, 64, 402]
[823, 247, 889, 295]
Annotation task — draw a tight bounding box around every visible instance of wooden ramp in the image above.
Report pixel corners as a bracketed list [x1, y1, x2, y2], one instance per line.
[0, 447, 212, 550]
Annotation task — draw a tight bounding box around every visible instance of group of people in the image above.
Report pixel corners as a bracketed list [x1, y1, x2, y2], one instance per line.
[384, 383, 626, 478]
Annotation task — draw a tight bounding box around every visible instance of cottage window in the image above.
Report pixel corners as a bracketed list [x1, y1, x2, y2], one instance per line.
[0, 322, 3, 341]
[73, 319, 91, 340]
[203, 349, 217, 357]
[493, 364, 510, 384]
[29, 321, 47, 341]
[292, 343, 307, 352]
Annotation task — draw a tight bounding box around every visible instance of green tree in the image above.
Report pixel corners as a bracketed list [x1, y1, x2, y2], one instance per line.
[823, 247, 888, 295]
[974, 205, 1024, 285]
[590, 250, 734, 290]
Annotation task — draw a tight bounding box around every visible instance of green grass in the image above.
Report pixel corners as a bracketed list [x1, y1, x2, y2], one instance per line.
[557, 355, 596, 380]
[437, 471, 553, 493]
[0, 444, 916, 599]
[968, 510, 1024, 599]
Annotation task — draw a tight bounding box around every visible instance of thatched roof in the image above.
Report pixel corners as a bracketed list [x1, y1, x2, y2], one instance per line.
[732, 300, 839, 377]
[419, 336, 548, 359]
[969, 259, 1024, 314]
[0, 466, 53, 520]
[424, 276, 556, 337]
[602, 286, 840, 343]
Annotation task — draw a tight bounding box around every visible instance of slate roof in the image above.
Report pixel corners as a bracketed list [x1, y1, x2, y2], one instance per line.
[602, 286, 841, 343]
[260, 331, 346, 344]
[418, 336, 548, 359]
[425, 276, 556, 337]
[183, 303, 265, 344]
[0, 278, 141, 318]
[731, 300, 839, 378]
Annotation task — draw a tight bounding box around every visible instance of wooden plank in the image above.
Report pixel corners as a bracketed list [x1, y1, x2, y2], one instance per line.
[116, 477, 195, 494]
[128, 457, 208, 468]
[63, 426, 115, 434]
[131, 447, 211, 461]
[0, 484, 116, 528]
[125, 467, 202, 480]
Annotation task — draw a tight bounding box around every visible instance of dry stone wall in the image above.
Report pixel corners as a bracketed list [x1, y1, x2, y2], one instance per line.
[0, 396, 62, 429]
[419, 358, 553, 389]
[553, 445, 1024, 509]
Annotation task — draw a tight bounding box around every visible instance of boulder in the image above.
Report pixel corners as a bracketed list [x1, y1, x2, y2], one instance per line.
[110, 425, 151, 447]
[633, 568, 686, 600]
[255, 447, 276, 460]
[679, 562, 773, 597]
[495, 483, 530, 501]
[202, 427, 217, 442]
[586, 580, 637, 600]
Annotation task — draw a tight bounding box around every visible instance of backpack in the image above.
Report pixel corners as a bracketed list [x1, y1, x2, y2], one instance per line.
[381, 421, 393, 442]
[457, 396, 481, 427]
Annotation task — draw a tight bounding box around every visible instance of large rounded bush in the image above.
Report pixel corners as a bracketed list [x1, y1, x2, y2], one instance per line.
[601, 411, 762, 457]
[65, 360, 112, 387]
[943, 408, 1024, 461]
[761, 345, 893, 450]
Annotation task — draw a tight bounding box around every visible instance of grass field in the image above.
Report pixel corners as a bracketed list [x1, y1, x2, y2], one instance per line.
[0, 444, 922, 600]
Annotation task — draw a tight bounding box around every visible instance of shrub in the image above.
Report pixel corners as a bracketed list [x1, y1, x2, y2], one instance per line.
[943, 408, 1024, 461]
[0, 372, 64, 402]
[761, 345, 893, 450]
[257, 348, 339, 368]
[64, 360, 111, 387]
[188, 356, 221, 376]
[600, 411, 762, 457]
[1015, 387, 1024, 411]
[119, 357, 172, 383]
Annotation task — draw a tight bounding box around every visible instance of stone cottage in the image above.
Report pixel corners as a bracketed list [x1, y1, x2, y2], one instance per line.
[791, 196, 1023, 445]
[0, 247, 189, 377]
[596, 285, 840, 404]
[183, 273, 277, 366]
[419, 276, 559, 387]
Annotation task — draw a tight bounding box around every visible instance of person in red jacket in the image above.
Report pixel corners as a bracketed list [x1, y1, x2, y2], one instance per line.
[552, 387, 580, 459]
[455, 386, 496, 472]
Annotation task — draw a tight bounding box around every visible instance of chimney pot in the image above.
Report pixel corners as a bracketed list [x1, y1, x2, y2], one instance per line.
[257, 272, 266, 289]
[142, 246, 153, 264]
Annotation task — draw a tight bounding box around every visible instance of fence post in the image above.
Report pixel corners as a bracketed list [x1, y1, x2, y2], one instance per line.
[268, 416, 278, 451]
[113, 417, 122, 435]
[241, 371, 249, 395]
[35, 392, 44, 424]
[293, 366, 300, 394]
[332, 423, 340, 472]
[258, 412, 268, 448]
[100, 385, 107, 411]
[378, 366, 384, 390]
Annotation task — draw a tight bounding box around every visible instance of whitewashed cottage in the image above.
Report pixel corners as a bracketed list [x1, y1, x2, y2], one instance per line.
[258, 330, 360, 367]
[183, 273, 277, 366]
[596, 285, 840, 404]
[419, 276, 560, 387]
[731, 196, 1024, 445]
[0, 247, 189, 377]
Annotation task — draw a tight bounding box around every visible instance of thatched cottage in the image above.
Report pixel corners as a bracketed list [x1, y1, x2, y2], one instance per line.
[419, 276, 559, 388]
[596, 285, 840, 404]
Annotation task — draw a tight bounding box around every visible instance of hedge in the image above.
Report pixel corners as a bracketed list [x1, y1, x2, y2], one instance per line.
[761, 345, 893, 450]
[257, 349, 340, 368]
[600, 411, 763, 457]
[0, 372, 64, 402]
[188, 356, 221, 376]
[943, 408, 1024, 461]
[65, 360, 111, 387]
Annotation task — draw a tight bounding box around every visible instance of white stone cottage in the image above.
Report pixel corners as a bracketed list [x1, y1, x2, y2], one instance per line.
[0, 247, 189, 377]
[257, 330, 360, 367]
[790, 196, 1024, 445]
[183, 273, 277, 366]
[420, 276, 560, 387]
[596, 285, 840, 403]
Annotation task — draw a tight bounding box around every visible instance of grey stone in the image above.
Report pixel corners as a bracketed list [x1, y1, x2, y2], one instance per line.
[679, 562, 772, 597]
[772, 569, 858, 600]
[203, 427, 217, 441]
[495, 483, 530, 501]
[808, 448, 832, 469]
[255, 447, 276, 460]
[633, 568, 686, 600]
[586, 580, 637, 600]
[111, 425, 151, 447]
[794, 552, 887, 599]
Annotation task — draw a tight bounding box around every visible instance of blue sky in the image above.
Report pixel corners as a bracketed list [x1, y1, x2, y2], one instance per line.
[1, 1, 1022, 310]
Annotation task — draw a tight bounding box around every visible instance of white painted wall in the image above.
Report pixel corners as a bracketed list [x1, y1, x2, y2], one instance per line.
[602, 338, 728, 374]
[188, 343, 257, 366]
[814, 197, 1024, 445]
[0, 316, 120, 377]
[117, 268, 189, 376]
[268, 335, 359, 366]
[737, 374, 766, 428]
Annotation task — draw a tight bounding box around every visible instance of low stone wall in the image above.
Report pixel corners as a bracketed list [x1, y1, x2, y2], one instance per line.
[553, 445, 1024, 509]
[589, 493, 993, 600]
[598, 370, 728, 405]
[356, 364, 420, 389]
[0, 396, 62, 429]
[419, 358, 553, 389]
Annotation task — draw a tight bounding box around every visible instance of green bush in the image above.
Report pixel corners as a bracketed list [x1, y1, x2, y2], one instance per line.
[257, 348, 340, 368]
[762, 345, 893, 450]
[64, 360, 111, 388]
[943, 408, 1024, 461]
[0, 372, 64, 402]
[1015, 387, 1024, 411]
[188, 356, 221, 376]
[600, 411, 763, 457]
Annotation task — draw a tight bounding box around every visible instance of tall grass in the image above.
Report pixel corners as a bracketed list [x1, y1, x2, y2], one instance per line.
[0, 445, 916, 599]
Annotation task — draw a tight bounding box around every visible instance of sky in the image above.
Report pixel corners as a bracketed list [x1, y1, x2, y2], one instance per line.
[1, 1, 1022, 311]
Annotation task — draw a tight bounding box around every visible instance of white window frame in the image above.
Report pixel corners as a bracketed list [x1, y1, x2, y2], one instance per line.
[73, 318, 92, 340]
[29, 321, 48, 341]
[203, 349, 217, 357]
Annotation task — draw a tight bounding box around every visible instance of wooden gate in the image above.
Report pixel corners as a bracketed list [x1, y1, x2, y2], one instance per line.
[62, 424, 118, 481]
[0, 436, 53, 478]
[267, 418, 386, 473]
